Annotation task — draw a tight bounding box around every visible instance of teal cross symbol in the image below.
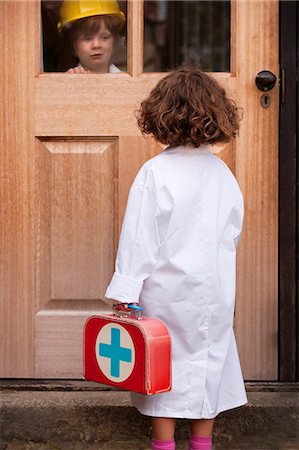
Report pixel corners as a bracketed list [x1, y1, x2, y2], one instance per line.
[99, 327, 132, 378]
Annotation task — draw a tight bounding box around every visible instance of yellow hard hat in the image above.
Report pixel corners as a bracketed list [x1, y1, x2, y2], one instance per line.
[58, 0, 126, 31]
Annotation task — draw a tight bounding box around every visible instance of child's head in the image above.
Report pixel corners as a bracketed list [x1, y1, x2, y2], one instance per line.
[59, 1, 125, 73]
[137, 67, 241, 147]
[66, 15, 121, 73]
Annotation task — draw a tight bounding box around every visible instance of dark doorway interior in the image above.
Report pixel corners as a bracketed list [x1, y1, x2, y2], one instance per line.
[279, 0, 298, 381]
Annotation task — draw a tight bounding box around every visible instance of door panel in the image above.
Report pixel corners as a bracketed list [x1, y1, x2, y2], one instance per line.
[39, 139, 116, 301]
[0, 0, 278, 380]
[0, 1, 37, 377]
[234, 0, 278, 379]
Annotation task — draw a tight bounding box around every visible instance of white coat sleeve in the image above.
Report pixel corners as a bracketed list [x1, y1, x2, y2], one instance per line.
[104, 180, 161, 304]
[233, 195, 244, 248]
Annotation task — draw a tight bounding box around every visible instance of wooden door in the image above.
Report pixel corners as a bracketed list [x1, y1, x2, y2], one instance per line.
[0, 0, 278, 380]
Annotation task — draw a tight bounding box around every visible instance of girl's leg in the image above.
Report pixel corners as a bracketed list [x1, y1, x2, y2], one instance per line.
[189, 419, 215, 450]
[151, 417, 176, 450]
[191, 419, 214, 437]
[152, 417, 176, 440]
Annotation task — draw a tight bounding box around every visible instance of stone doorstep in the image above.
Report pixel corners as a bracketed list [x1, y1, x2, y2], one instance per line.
[1, 380, 299, 392]
[1, 389, 299, 450]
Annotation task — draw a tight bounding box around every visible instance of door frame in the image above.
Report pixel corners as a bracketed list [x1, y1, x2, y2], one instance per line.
[279, 0, 298, 381]
[0, 0, 280, 381]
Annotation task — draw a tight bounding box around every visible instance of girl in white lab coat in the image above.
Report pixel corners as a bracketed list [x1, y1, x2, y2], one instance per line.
[105, 67, 247, 450]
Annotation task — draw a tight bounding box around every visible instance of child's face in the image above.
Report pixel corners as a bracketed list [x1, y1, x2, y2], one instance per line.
[74, 20, 114, 73]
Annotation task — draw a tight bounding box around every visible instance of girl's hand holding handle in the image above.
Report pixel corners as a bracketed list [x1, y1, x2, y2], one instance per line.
[113, 303, 130, 312]
[113, 303, 142, 320]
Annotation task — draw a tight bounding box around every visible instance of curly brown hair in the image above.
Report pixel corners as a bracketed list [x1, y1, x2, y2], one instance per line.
[137, 67, 242, 147]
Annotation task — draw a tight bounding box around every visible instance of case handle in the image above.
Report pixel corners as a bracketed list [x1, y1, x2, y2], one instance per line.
[113, 303, 143, 320]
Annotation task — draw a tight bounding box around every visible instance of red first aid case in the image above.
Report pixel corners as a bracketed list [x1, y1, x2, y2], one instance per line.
[84, 308, 172, 395]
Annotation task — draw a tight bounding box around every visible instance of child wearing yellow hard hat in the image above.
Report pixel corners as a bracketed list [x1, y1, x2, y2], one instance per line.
[58, 0, 125, 74]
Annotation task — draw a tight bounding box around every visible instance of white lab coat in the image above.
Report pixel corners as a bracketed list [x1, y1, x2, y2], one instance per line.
[105, 144, 248, 419]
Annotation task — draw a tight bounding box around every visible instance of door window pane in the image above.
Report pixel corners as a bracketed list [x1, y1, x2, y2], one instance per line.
[144, 0, 230, 72]
[41, 0, 127, 73]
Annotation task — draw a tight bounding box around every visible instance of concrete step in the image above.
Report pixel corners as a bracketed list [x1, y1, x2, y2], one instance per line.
[1, 382, 298, 450]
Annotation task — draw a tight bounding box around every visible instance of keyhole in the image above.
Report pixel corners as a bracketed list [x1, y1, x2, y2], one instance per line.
[260, 93, 271, 108]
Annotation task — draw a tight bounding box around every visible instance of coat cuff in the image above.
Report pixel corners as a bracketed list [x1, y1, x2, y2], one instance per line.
[104, 272, 143, 304]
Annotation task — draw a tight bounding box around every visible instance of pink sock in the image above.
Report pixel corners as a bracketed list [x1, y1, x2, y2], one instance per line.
[189, 434, 212, 450]
[151, 438, 175, 450]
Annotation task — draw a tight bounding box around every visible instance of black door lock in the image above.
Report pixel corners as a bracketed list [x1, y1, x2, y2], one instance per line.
[255, 70, 276, 91]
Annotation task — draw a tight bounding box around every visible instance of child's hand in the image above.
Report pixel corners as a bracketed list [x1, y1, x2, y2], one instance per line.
[113, 303, 129, 312]
[66, 66, 90, 74]
[112, 303, 142, 319]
